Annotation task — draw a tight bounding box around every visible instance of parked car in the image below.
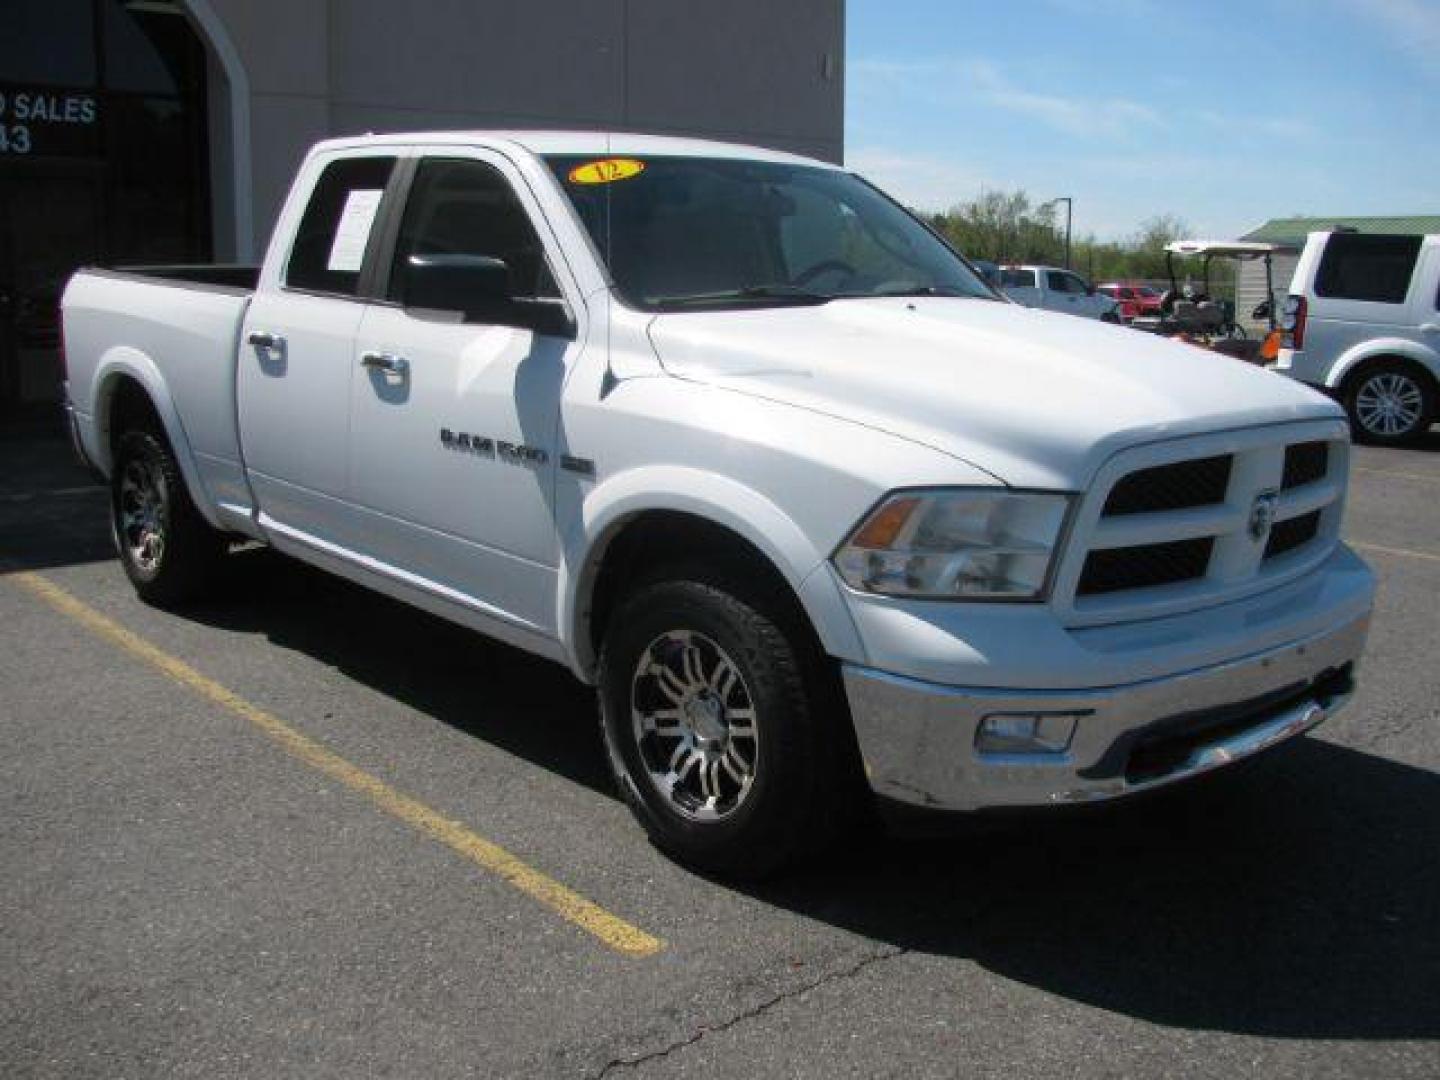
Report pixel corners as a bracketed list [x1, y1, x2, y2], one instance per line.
[62, 132, 1373, 876]
[999, 265, 1122, 321]
[1097, 281, 1164, 322]
[1276, 230, 1439, 444]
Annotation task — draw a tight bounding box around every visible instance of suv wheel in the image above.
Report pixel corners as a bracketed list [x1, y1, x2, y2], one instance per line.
[1345, 362, 1435, 445]
[597, 574, 849, 878]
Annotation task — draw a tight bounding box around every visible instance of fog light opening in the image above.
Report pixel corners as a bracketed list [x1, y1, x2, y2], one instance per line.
[976, 711, 1082, 755]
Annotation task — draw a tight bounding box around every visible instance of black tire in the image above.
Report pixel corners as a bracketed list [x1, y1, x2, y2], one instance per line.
[597, 572, 852, 878]
[1343, 361, 1436, 446]
[111, 429, 228, 605]
[1100, 311, 1121, 324]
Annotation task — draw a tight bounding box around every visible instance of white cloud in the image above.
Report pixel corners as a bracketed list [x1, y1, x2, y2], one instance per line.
[850, 55, 1162, 141]
[844, 147, 996, 211]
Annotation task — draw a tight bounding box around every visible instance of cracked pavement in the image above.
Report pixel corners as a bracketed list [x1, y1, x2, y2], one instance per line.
[2, 420, 1437, 1078]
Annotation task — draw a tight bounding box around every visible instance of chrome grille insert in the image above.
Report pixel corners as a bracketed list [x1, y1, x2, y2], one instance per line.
[1054, 424, 1348, 625]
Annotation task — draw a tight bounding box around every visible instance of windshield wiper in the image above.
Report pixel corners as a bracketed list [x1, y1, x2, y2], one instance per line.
[650, 284, 834, 310]
[845, 283, 985, 299]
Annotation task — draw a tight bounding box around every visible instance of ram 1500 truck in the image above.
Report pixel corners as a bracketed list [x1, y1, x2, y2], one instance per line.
[62, 133, 1375, 876]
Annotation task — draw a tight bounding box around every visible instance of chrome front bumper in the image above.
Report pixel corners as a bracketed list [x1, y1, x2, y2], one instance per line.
[843, 610, 1370, 811]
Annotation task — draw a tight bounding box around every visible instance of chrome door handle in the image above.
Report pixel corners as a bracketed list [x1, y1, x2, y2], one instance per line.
[361, 351, 409, 377]
[248, 331, 284, 350]
[1419, 323, 1440, 334]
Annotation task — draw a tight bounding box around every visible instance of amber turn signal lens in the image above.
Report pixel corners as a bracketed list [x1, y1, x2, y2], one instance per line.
[850, 497, 921, 549]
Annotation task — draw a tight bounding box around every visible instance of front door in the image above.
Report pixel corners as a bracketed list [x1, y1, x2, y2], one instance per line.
[348, 153, 581, 636]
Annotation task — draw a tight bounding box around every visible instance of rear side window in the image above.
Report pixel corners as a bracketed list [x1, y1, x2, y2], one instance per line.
[285, 156, 397, 296]
[1314, 233, 1421, 304]
[1001, 268, 1035, 287]
[388, 158, 558, 301]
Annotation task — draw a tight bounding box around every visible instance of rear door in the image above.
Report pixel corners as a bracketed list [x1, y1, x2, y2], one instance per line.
[1046, 269, 1090, 315]
[237, 152, 400, 542]
[1306, 233, 1425, 362]
[344, 151, 583, 635]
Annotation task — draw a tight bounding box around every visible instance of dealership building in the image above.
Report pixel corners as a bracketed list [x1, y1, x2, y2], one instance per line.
[0, 0, 845, 410]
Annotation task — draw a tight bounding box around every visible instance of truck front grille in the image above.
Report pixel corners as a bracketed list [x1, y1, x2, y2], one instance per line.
[1101, 454, 1232, 516]
[1078, 538, 1214, 596]
[1057, 429, 1347, 620]
[1265, 510, 1321, 559]
[1282, 441, 1329, 490]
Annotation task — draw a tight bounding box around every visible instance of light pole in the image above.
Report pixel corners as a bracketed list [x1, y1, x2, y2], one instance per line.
[1050, 196, 1073, 269]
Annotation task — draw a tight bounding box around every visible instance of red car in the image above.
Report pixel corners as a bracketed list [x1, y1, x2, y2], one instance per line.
[1097, 281, 1164, 322]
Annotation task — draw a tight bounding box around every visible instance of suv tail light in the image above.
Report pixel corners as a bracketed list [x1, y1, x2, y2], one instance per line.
[1280, 295, 1307, 349]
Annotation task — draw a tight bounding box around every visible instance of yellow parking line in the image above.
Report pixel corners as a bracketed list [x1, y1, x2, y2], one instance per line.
[1350, 541, 1440, 564]
[1353, 467, 1440, 485]
[7, 570, 664, 958]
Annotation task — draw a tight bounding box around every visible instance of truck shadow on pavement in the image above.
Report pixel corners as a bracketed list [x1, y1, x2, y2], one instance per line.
[6, 428, 1437, 1044]
[756, 742, 1440, 1042]
[190, 550, 1439, 1044]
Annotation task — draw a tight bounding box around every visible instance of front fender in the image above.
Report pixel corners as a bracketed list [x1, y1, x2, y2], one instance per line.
[1325, 337, 1440, 389]
[91, 349, 223, 530]
[555, 464, 866, 681]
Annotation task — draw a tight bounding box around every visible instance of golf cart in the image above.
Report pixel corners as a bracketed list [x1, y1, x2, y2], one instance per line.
[1130, 239, 1293, 363]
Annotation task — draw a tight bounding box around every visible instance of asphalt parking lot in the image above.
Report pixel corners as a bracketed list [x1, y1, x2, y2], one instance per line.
[2, 418, 1437, 1079]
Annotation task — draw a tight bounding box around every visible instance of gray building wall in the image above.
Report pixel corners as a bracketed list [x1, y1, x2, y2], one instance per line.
[193, 0, 845, 259]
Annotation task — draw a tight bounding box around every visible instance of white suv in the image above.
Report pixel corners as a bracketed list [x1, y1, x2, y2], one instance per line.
[1276, 231, 1440, 444]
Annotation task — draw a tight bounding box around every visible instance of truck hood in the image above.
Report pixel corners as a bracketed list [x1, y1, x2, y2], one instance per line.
[647, 297, 1342, 489]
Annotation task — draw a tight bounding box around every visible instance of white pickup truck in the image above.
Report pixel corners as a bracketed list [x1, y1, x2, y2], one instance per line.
[62, 132, 1374, 876]
[999, 264, 1122, 321]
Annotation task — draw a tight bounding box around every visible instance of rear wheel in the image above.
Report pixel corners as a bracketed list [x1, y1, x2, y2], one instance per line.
[1344, 362, 1435, 445]
[111, 429, 228, 605]
[597, 574, 849, 878]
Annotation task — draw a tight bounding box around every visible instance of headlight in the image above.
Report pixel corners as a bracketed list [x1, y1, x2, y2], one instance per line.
[833, 489, 1071, 600]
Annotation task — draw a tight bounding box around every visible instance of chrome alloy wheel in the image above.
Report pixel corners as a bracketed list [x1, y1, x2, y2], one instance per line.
[630, 630, 759, 822]
[118, 456, 168, 573]
[1355, 372, 1425, 437]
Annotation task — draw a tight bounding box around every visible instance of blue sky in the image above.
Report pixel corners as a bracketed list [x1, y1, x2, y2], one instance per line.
[845, 0, 1440, 240]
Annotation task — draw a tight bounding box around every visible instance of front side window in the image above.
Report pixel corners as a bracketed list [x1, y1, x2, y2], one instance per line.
[1315, 233, 1422, 304]
[285, 156, 395, 296]
[389, 158, 558, 302]
[545, 155, 993, 310]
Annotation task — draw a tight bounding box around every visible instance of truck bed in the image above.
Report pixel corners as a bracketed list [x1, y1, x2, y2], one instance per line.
[62, 265, 259, 523]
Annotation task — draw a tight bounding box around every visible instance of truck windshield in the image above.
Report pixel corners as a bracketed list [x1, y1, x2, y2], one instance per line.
[544, 155, 995, 311]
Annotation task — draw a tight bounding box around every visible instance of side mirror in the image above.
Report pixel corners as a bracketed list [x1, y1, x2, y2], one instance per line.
[1251, 299, 1273, 321]
[402, 254, 574, 339]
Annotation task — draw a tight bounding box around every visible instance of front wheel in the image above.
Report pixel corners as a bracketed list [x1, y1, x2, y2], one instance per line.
[597, 576, 848, 877]
[111, 429, 228, 605]
[1345, 363, 1435, 445]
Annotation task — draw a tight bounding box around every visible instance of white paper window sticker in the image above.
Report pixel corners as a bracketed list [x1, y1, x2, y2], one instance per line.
[326, 188, 385, 273]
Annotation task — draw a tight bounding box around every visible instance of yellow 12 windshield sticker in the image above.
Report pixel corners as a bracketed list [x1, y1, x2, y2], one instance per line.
[568, 158, 646, 185]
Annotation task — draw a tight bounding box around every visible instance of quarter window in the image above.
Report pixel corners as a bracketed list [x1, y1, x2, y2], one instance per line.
[388, 158, 558, 302]
[1001, 268, 1036, 288]
[1314, 233, 1421, 304]
[285, 156, 396, 296]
